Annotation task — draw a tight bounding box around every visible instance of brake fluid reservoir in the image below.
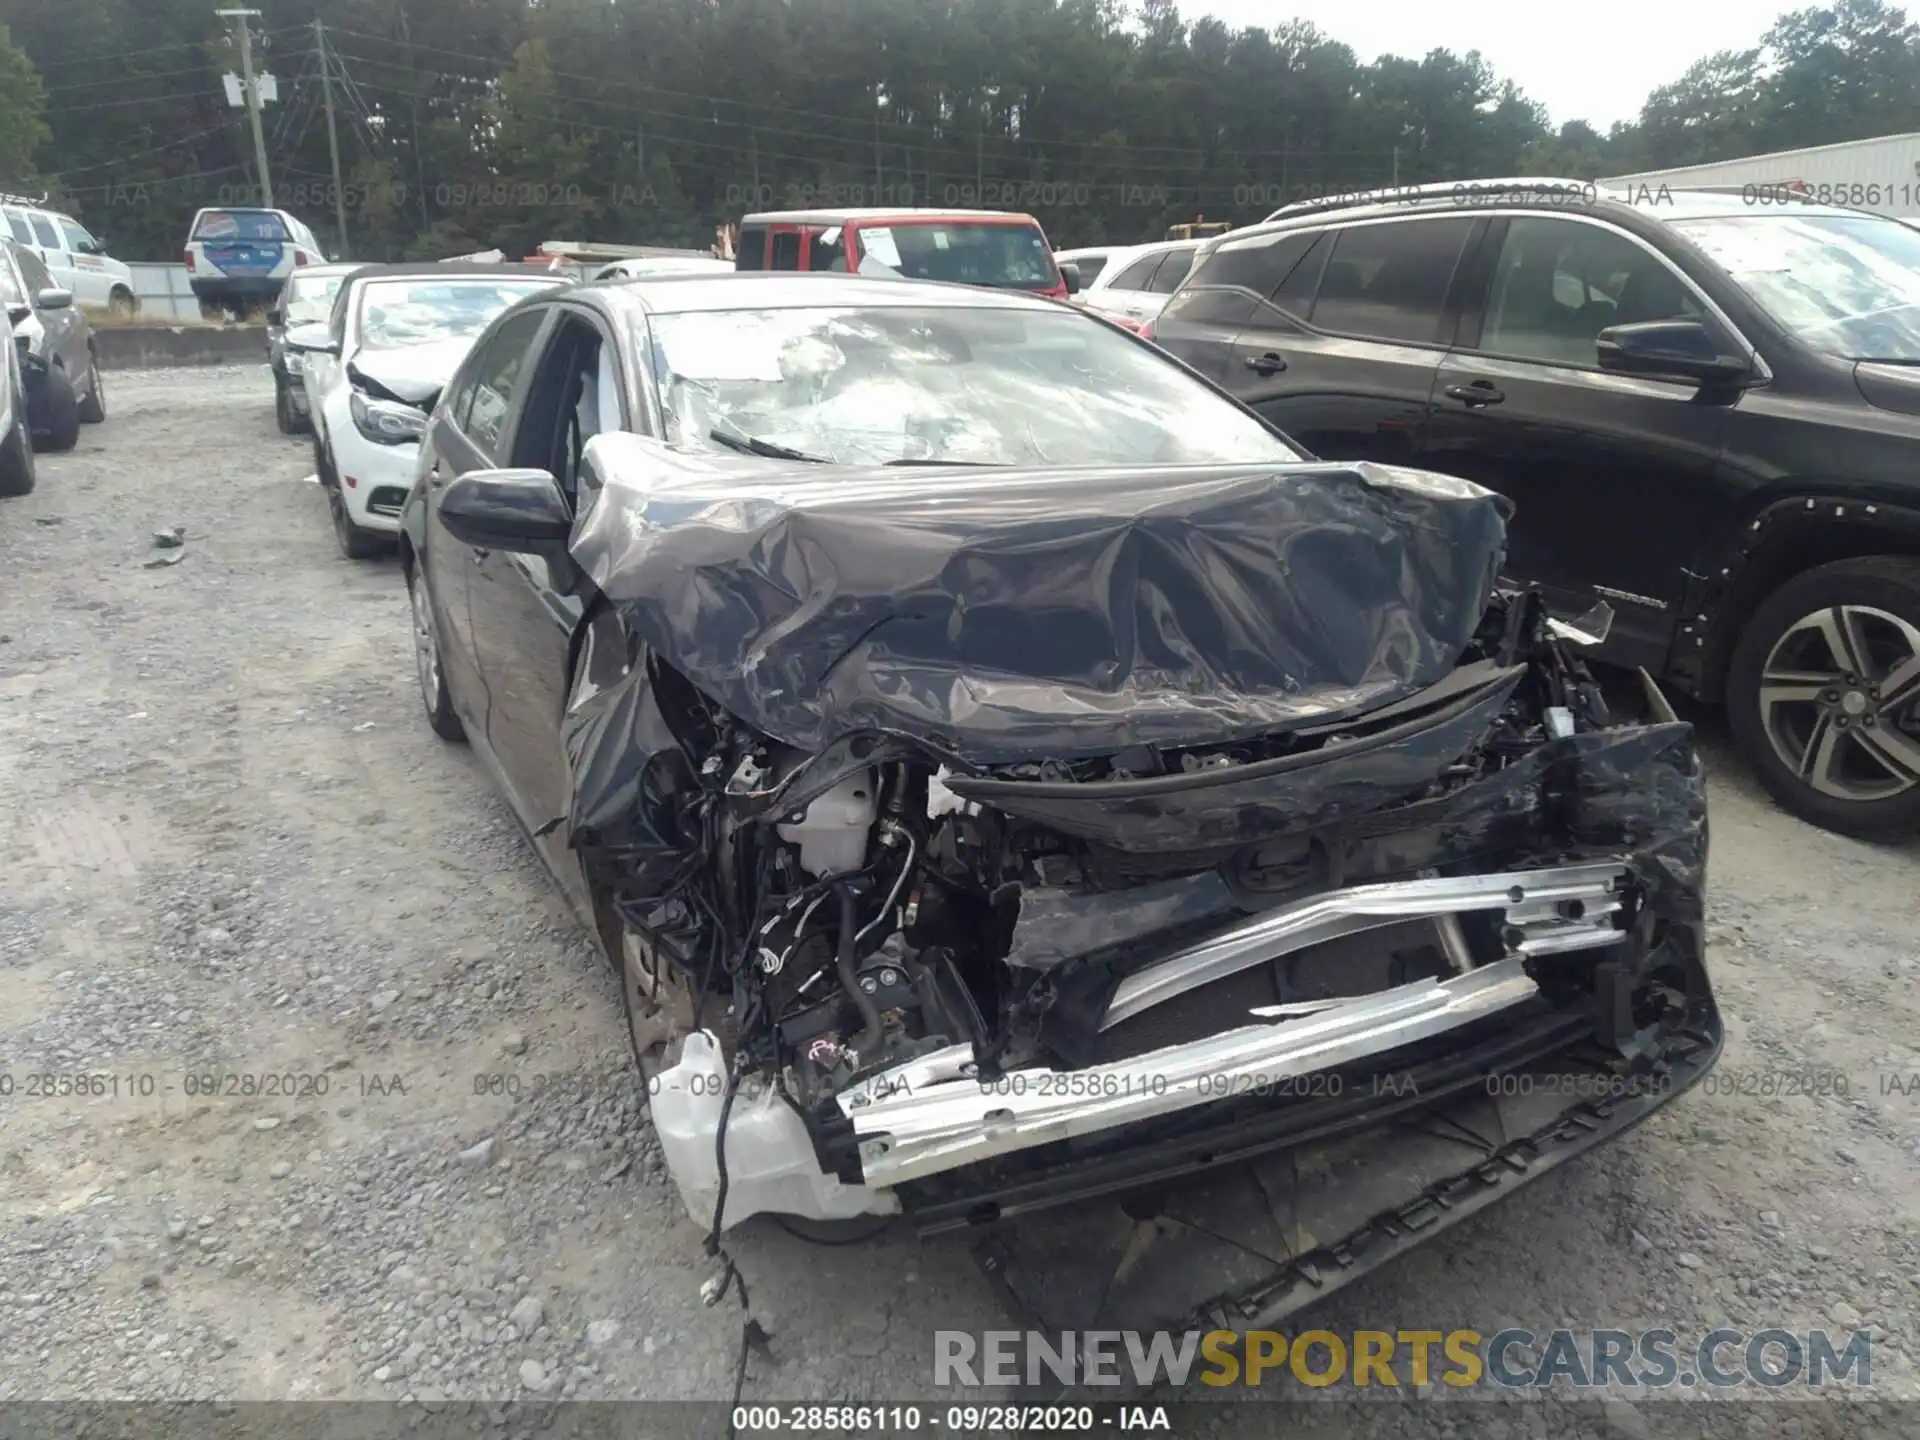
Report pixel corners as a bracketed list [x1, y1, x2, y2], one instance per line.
[777, 769, 878, 877]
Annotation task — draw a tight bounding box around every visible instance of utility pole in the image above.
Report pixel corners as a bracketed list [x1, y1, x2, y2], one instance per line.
[219, 9, 273, 208]
[314, 21, 349, 257]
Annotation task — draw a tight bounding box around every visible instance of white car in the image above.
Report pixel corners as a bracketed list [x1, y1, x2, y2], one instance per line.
[592, 256, 734, 281]
[1, 193, 138, 316]
[1075, 239, 1202, 329]
[286, 263, 567, 558]
[1053, 246, 1121, 293]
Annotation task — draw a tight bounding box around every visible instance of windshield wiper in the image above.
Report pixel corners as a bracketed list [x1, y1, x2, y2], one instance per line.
[706, 426, 825, 463]
[884, 458, 1007, 467]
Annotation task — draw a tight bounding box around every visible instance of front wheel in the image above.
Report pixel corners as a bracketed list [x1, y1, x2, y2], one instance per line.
[408, 567, 466, 741]
[1726, 555, 1920, 838]
[328, 485, 386, 560]
[0, 404, 35, 495]
[30, 367, 80, 453]
[274, 381, 301, 435]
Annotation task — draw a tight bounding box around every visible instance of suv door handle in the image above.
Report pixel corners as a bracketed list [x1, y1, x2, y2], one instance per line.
[1444, 382, 1505, 407]
[1244, 351, 1288, 376]
[472, 548, 491, 563]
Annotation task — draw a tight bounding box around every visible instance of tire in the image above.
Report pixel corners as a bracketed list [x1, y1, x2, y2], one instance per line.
[274, 380, 300, 435]
[328, 485, 386, 560]
[617, 924, 697, 1085]
[77, 355, 105, 425]
[30, 367, 80, 453]
[108, 287, 138, 320]
[408, 566, 466, 742]
[1726, 555, 1920, 838]
[0, 405, 34, 496]
[198, 299, 226, 324]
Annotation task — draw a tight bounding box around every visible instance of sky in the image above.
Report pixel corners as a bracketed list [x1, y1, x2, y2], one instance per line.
[1189, 0, 1783, 131]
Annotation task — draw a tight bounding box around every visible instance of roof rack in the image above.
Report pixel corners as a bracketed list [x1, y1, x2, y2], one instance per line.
[1260, 177, 1607, 225]
[0, 190, 52, 209]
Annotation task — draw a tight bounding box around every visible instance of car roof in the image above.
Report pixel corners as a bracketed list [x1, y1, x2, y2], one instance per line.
[287, 263, 360, 281]
[340, 262, 568, 284]
[1222, 184, 1887, 247]
[593, 271, 1065, 316]
[741, 208, 1041, 226]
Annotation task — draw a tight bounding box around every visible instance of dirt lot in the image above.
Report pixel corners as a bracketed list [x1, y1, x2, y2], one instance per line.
[2, 367, 1918, 1433]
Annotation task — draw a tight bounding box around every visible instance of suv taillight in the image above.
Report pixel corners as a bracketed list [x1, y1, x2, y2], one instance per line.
[1137, 318, 1155, 342]
[183, 250, 196, 272]
[293, 251, 309, 268]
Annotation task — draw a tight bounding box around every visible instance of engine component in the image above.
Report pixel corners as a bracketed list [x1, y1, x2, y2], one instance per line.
[778, 769, 878, 877]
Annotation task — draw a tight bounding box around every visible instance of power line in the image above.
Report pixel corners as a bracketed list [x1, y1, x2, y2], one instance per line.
[329, 42, 1393, 181]
[40, 125, 233, 180]
[40, 62, 218, 94]
[323, 25, 1372, 166]
[54, 89, 225, 116]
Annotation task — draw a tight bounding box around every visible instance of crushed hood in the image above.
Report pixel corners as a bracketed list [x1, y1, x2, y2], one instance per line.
[570, 434, 1511, 764]
[346, 336, 477, 406]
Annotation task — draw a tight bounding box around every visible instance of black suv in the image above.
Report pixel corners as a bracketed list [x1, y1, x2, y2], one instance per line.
[1150, 179, 1920, 838]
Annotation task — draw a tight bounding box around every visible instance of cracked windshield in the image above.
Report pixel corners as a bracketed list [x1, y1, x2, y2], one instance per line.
[645, 304, 1302, 465]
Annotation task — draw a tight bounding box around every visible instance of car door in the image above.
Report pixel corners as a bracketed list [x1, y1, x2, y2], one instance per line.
[1418, 213, 1742, 669]
[424, 305, 556, 744]
[1088, 250, 1165, 322]
[465, 305, 625, 902]
[23, 210, 68, 288]
[14, 248, 83, 378]
[1223, 215, 1479, 466]
[1136, 245, 1195, 322]
[56, 217, 109, 307]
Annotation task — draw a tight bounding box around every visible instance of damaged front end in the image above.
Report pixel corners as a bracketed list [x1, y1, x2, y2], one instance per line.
[559, 442, 1718, 1317]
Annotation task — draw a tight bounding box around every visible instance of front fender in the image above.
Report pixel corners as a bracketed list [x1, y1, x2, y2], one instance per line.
[1671, 490, 1920, 698]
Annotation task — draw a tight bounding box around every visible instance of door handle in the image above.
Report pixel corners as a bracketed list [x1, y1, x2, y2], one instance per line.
[1244, 351, 1288, 376]
[472, 548, 491, 563]
[1444, 382, 1505, 407]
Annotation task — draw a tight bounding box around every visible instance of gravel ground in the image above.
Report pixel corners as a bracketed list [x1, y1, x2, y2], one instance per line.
[2, 366, 1918, 1434]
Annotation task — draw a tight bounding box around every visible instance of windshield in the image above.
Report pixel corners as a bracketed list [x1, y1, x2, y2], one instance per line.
[643, 303, 1302, 467]
[1672, 213, 1920, 362]
[193, 209, 287, 242]
[354, 279, 558, 351]
[855, 222, 1059, 290]
[283, 274, 343, 326]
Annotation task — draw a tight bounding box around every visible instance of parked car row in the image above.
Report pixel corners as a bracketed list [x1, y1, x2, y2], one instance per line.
[1, 237, 106, 494]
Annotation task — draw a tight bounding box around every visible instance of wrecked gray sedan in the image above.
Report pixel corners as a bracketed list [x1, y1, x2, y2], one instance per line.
[399, 273, 1721, 1335]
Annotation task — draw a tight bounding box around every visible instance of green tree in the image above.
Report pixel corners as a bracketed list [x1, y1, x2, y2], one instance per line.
[0, 20, 50, 189]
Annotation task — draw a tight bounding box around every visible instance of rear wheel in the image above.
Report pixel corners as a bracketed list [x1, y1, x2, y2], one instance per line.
[31, 367, 80, 453]
[1727, 555, 1920, 838]
[409, 566, 466, 741]
[0, 403, 35, 496]
[77, 354, 106, 424]
[108, 287, 138, 320]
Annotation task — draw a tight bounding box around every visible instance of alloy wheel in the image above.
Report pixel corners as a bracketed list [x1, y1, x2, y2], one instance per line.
[1757, 604, 1920, 802]
[410, 574, 442, 714]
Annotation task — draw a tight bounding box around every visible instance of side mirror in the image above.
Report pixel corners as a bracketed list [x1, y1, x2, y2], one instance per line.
[1596, 320, 1751, 387]
[439, 468, 572, 555]
[1058, 261, 1081, 296]
[35, 287, 73, 310]
[285, 322, 339, 356]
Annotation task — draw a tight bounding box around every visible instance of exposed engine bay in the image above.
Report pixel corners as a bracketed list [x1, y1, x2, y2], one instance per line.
[557, 445, 1716, 1248]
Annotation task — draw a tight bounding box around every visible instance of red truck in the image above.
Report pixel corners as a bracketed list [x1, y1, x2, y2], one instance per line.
[733, 207, 1080, 300]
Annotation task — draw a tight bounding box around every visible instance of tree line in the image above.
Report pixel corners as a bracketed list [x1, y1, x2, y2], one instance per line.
[1, 0, 1918, 263]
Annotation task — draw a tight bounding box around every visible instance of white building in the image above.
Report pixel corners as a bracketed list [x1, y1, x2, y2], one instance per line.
[1604, 132, 1920, 218]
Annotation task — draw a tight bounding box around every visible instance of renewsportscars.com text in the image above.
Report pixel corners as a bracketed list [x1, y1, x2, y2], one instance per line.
[935, 1328, 1874, 1390]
